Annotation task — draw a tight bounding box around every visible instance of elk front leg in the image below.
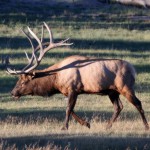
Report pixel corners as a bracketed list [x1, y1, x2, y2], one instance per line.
[61, 92, 77, 130]
[106, 92, 123, 129]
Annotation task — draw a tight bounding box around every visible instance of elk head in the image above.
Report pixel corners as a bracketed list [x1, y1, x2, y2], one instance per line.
[7, 22, 73, 99]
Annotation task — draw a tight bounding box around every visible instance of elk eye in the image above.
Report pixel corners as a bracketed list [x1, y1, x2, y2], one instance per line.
[21, 81, 26, 86]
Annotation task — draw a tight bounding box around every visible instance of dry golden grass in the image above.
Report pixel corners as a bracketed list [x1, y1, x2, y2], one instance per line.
[0, 95, 150, 138]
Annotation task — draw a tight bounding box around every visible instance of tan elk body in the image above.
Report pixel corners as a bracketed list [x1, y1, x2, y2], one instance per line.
[7, 23, 149, 130]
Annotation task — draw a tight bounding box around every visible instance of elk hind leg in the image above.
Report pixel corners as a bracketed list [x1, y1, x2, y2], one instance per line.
[71, 111, 90, 128]
[122, 89, 149, 130]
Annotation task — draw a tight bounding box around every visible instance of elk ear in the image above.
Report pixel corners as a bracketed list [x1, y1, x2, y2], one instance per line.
[20, 74, 26, 80]
[28, 71, 36, 80]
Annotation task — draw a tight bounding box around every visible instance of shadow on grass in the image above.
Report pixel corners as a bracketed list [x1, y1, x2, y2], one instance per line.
[1, 50, 150, 62]
[0, 76, 17, 94]
[1, 0, 150, 31]
[1, 132, 150, 149]
[0, 108, 149, 149]
[0, 107, 149, 126]
[1, 37, 150, 51]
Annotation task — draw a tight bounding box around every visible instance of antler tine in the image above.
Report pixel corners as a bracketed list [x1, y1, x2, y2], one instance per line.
[60, 38, 73, 45]
[23, 49, 39, 73]
[27, 26, 43, 52]
[6, 52, 39, 74]
[47, 38, 73, 50]
[21, 29, 35, 51]
[27, 26, 45, 59]
[21, 29, 36, 71]
[41, 25, 44, 43]
[43, 22, 53, 44]
[24, 51, 30, 62]
[6, 68, 16, 74]
[42, 23, 73, 53]
[6, 68, 23, 75]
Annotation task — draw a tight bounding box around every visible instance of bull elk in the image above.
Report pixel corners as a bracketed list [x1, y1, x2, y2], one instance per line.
[7, 22, 149, 130]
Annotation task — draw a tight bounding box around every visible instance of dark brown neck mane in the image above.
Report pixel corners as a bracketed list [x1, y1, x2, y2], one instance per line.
[31, 73, 58, 96]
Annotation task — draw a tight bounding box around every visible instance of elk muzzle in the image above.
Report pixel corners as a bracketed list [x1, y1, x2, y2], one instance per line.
[11, 89, 21, 100]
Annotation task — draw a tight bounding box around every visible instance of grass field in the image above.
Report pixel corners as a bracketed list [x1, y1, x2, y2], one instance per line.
[0, 0, 150, 149]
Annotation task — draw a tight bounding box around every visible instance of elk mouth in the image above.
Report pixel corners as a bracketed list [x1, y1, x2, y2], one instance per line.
[12, 95, 21, 100]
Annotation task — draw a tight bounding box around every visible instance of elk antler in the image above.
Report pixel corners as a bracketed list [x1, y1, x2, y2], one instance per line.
[6, 22, 73, 75]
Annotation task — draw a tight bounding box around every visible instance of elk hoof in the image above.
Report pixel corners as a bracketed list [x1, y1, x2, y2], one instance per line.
[84, 122, 90, 129]
[106, 123, 112, 130]
[145, 125, 149, 131]
[61, 126, 68, 130]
